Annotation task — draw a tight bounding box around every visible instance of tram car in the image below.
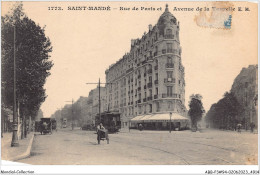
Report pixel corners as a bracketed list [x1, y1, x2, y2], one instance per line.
[95, 111, 121, 133]
[40, 118, 52, 135]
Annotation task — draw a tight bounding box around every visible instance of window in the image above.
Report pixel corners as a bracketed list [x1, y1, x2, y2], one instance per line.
[167, 71, 173, 78]
[167, 57, 173, 64]
[168, 101, 173, 110]
[156, 73, 158, 80]
[149, 76, 152, 83]
[167, 86, 173, 96]
[167, 43, 173, 52]
[156, 87, 158, 95]
[149, 104, 152, 113]
[166, 29, 172, 36]
[156, 102, 160, 112]
[149, 89, 152, 97]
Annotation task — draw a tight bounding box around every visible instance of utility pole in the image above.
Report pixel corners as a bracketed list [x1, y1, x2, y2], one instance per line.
[11, 24, 19, 147]
[86, 78, 114, 124]
[169, 112, 172, 133]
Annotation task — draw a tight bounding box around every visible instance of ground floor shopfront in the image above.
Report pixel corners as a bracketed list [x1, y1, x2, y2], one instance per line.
[130, 113, 190, 130]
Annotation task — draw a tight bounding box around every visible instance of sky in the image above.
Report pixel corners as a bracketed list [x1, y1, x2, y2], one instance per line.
[2, 1, 258, 118]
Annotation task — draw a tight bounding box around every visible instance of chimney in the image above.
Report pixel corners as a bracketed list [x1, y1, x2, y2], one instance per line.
[149, 24, 153, 31]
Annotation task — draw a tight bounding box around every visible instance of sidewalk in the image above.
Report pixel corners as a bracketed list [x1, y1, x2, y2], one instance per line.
[1, 132, 35, 161]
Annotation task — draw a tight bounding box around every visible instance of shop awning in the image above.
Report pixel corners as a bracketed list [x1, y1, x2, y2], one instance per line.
[130, 113, 189, 122]
[147, 113, 189, 122]
[130, 115, 145, 122]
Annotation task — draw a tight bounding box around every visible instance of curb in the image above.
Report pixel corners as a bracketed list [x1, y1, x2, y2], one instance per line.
[11, 133, 35, 161]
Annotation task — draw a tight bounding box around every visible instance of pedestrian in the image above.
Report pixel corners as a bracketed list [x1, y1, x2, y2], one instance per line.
[139, 123, 143, 131]
[237, 123, 242, 133]
[250, 122, 255, 133]
[96, 123, 106, 144]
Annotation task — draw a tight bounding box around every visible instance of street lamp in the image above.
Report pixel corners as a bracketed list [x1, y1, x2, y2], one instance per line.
[11, 24, 19, 147]
[169, 112, 172, 133]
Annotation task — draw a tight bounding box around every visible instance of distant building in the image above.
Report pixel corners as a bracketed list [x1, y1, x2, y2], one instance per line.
[84, 86, 106, 124]
[105, 5, 187, 128]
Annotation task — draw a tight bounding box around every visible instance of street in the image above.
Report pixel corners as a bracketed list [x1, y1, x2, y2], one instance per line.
[18, 128, 258, 165]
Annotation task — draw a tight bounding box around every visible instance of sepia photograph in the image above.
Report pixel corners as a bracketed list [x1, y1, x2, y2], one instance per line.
[1, 1, 258, 174]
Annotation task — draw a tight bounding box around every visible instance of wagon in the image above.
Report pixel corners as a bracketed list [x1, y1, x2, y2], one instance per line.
[40, 118, 52, 135]
[97, 128, 109, 144]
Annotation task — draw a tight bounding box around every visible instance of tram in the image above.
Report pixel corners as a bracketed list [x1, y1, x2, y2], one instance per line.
[95, 111, 121, 133]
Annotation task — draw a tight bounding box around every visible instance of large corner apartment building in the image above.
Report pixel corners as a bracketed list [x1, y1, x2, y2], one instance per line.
[105, 5, 187, 127]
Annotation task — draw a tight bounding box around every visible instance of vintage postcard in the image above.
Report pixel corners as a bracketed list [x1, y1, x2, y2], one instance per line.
[1, 1, 258, 174]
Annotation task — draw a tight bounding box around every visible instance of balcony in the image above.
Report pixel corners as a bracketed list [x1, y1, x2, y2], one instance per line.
[147, 82, 152, 88]
[142, 60, 147, 65]
[143, 98, 147, 102]
[154, 80, 158, 85]
[147, 96, 153, 101]
[154, 65, 158, 70]
[147, 69, 152, 74]
[164, 78, 175, 83]
[162, 93, 178, 98]
[138, 87, 141, 91]
[144, 85, 147, 90]
[167, 49, 174, 53]
[154, 94, 158, 99]
[137, 99, 141, 103]
[126, 67, 133, 74]
[166, 63, 174, 68]
[165, 35, 174, 39]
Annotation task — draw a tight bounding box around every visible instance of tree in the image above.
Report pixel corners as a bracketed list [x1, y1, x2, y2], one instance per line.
[1, 3, 53, 138]
[205, 92, 242, 130]
[188, 94, 205, 131]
